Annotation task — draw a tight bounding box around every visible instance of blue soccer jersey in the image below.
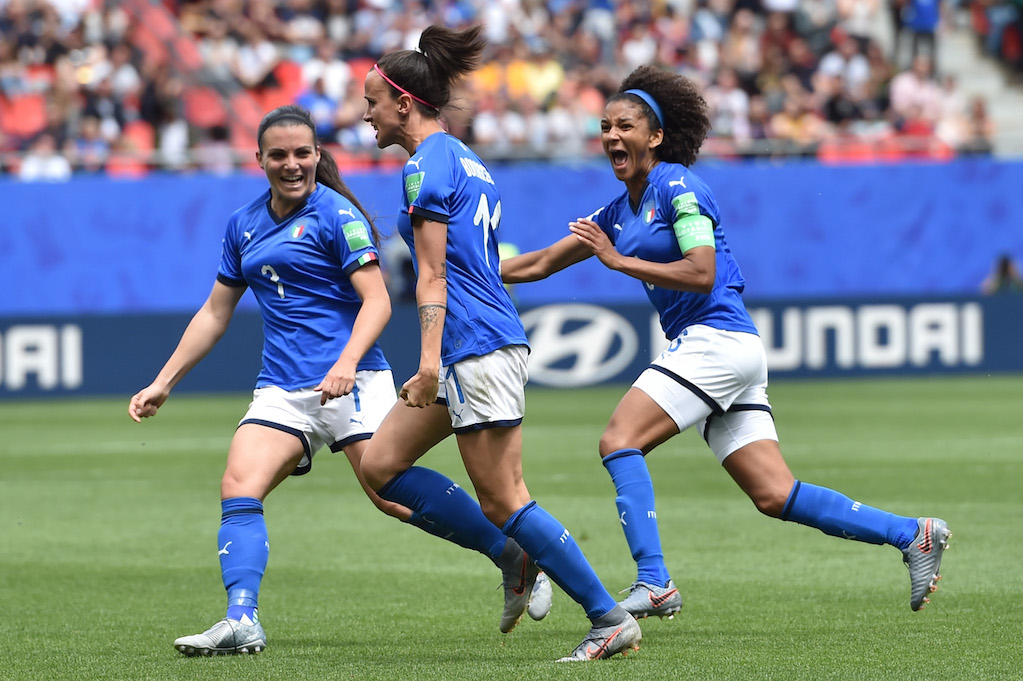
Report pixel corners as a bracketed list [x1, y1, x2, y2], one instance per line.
[591, 162, 758, 340]
[217, 184, 389, 390]
[396, 132, 528, 364]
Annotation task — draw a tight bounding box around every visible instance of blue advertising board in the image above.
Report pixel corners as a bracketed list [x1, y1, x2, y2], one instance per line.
[1, 295, 1020, 399]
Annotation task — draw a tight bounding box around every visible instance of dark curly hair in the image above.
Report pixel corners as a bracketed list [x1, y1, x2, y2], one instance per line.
[608, 65, 710, 167]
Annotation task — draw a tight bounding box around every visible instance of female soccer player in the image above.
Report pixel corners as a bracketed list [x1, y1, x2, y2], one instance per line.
[359, 25, 642, 662]
[501, 65, 951, 619]
[128, 105, 548, 657]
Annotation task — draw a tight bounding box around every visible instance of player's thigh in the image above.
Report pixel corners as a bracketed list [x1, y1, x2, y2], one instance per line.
[361, 401, 452, 487]
[601, 386, 683, 456]
[223, 423, 306, 500]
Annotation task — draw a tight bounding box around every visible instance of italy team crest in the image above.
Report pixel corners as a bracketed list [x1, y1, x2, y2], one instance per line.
[642, 200, 656, 224]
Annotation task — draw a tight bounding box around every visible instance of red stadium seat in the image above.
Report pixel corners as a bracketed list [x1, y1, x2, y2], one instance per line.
[1001, 24, 1022, 64]
[346, 58, 376, 82]
[0, 93, 47, 138]
[184, 87, 228, 127]
[122, 120, 155, 152]
[257, 87, 294, 113]
[274, 60, 305, 97]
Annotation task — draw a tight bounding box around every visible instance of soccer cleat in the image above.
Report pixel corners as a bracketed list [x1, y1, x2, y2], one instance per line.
[902, 517, 951, 611]
[498, 540, 541, 633]
[619, 579, 683, 619]
[173, 617, 267, 656]
[556, 611, 642, 662]
[527, 571, 553, 621]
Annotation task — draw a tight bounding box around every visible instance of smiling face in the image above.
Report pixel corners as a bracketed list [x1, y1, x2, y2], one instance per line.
[257, 123, 320, 216]
[363, 69, 402, 150]
[600, 99, 663, 193]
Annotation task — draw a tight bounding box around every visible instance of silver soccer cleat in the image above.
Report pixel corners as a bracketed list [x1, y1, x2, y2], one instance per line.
[527, 571, 553, 621]
[174, 617, 267, 656]
[618, 579, 683, 620]
[902, 517, 951, 611]
[557, 609, 642, 662]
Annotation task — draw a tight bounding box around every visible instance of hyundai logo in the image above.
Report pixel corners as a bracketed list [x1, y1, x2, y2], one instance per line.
[520, 304, 638, 387]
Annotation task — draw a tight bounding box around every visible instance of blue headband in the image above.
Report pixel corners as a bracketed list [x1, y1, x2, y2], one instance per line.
[624, 89, 663, 128]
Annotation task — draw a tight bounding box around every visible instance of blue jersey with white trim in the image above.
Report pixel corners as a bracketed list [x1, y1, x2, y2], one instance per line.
[396, 132, 528, 364]
[218, 184, 389, 390]
[591, 162, 758, 339]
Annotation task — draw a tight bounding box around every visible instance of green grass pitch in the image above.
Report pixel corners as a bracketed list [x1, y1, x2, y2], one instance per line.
[1, 376, 1021, 680]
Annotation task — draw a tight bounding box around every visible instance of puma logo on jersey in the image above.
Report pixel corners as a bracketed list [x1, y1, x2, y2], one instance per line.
[669, 176, 687, 188]
[337, 208, 355, 219]
[406, 157, 423, 170]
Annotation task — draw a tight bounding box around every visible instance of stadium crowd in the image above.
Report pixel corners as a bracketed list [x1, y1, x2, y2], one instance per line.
[0, 0, 1001, 179]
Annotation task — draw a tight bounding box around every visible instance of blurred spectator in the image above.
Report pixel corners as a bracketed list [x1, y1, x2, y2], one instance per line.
[0, 36, 29, 97]
[620, 20, 659, 72]
[903, 0, 943, 72]
[785, 36, 820, 92]
[889, 54, 943, 120]
[295, 75, 339, 139]
[471, 91, 527, 158]
[64, 114, 108, 173]
[81, 77, 126, 142]
[233, 23, 281, 91]
[279, 0, 327, 62]
[196, 16, 239, 86]
[18, 132, 71, 181]
[106, 42, 142, 102]
[302, 38, 349, 101]
[770, 92, 829, 155]
[193, 123, 235, 175]
[332, 76, 376, 149]
[0, 0, 993, 174]
[817, 33, 872, 93]
[747, 94, 776, 142]
[981, 253, 1023, 294]
[837, 0, 883, 52]
[705, 67, 753, 143]
[720, 8, 763, 90]
[960, 95, 996, 155]
[545, 76, 593, 156]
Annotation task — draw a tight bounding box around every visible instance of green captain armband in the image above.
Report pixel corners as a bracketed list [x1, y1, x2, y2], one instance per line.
[672, 214, 715, 253]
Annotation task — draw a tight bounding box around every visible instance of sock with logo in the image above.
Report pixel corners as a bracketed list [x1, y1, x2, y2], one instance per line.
[219, 496, 268, 623]
[603, 448, 671, 587]
[379, 466, 507, 561]
[503, 501, 617, 620]
[780, 480, 918, 550]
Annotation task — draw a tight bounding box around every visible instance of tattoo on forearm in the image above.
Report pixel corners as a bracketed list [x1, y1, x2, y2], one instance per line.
[418, 303, 446, 332]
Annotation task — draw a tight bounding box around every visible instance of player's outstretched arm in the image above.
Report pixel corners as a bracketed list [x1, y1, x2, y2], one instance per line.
[500, 233, 591, 283]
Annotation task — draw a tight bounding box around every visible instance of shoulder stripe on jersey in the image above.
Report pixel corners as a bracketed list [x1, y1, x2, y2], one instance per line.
[216, 273, 247, 288]
[409, 205, 449, 224]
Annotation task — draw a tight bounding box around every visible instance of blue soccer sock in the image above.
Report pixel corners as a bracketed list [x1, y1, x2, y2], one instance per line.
[405, 510, 479, 552]
[378, 466, 507, 561]
[603, 448, 671, 587]
[503, 501, 617, 620]
[780, 480, 918, 549]
[218, 496, 268, 623]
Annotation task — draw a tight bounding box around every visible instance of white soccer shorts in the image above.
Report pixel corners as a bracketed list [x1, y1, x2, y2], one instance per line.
[633, 325, 778, 463]
[239, 369, 397, 475]
[436, 344, 528, 433]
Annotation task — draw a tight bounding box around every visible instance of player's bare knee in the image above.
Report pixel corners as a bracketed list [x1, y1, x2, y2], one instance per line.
[598, 430, 630, 458]
[750, 488, 788, 518]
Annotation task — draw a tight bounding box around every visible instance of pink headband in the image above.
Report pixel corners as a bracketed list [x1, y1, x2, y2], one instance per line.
[373, 63, 438, 111]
